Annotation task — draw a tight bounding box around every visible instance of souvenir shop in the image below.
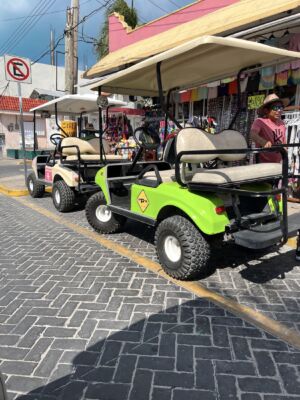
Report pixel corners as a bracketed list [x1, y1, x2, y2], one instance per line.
[172, 30, 300, 199]
[87, 108, 144, 160]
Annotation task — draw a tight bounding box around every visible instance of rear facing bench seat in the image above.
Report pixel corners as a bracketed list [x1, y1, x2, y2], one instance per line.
[143, 128, 282, 185]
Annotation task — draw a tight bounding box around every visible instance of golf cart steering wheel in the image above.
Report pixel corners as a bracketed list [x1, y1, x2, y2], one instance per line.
[50, 133, 65, 146]
[133, 126, 160, 150]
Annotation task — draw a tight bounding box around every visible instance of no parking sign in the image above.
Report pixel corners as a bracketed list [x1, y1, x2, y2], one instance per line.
[4, 54, 32, 183]
[4, 55, 32, 84]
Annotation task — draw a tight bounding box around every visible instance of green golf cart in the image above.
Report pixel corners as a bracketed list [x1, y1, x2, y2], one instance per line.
[85, 35, 300, 280]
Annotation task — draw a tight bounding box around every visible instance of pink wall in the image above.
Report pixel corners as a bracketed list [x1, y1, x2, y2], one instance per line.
[109, 0, 239, 52]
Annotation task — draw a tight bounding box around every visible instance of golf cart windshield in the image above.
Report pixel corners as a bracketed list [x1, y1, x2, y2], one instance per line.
[89, 35, 300, 96]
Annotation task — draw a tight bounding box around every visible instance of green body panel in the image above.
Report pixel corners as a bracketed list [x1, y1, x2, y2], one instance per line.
[94, 170, 282, 235]
[131, 181, 228, 235]
[95, 167, 110, 203]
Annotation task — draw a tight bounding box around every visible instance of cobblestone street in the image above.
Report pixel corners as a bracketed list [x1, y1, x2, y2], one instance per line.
[0, 194, 300, 400]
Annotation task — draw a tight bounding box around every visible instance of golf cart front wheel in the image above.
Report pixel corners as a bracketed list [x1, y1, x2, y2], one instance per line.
[155, 215, 210, 280]
[27, 172, 45, 198]
[85, 191, 126, 233]
[52, 180, 75, 212]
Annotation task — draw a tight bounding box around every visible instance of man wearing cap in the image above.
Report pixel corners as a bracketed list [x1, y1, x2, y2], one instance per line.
[250, 94, 288, 163]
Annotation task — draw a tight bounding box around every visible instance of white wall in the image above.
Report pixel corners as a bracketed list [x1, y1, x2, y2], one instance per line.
[0, 57, 91, 97]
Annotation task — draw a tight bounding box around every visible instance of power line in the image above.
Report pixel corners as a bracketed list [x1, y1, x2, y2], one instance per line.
[0, 0, 57, 55]
[0, 0, 95, 23]
[145, 0, 169, 14]
[0, 0, 49, 53]
[32, 0, 115, 65]
[166, 0, 181, 8]
[0, 83, 10, 99]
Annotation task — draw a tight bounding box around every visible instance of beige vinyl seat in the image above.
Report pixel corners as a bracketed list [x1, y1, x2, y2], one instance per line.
[61, 137, 122, 161]
[144, 128, 282, 185]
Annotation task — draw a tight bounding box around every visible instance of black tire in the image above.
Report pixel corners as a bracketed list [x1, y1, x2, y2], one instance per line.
[155, 215, 210, 280]
[27, 172, 45, 198]
[52, 180, 76, 212]
[85, 191, 126, 233]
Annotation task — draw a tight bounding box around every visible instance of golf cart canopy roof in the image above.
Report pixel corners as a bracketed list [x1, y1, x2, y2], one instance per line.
[30, 94, 127, 114]
[89, 35, 300, 97]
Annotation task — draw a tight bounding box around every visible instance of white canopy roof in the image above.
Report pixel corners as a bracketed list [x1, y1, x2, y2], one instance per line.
[30, 94, 127, 114]
[89, 35, 300, 97]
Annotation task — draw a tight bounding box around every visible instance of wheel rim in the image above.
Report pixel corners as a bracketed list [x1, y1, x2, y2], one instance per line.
[95, 205, 111, 222]
[164, 235, 181, 263]
[29, 179, 34, 192]
[54, 189, 61, 205]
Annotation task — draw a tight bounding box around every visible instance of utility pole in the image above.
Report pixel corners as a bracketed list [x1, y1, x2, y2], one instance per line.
[72, 0, 79, 94]
[50, 29, 55, 66]
[65, 6, 74, 94]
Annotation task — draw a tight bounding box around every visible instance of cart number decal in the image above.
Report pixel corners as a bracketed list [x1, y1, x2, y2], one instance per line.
[137, 190, 149, 212]
[45, 167, 52, 182]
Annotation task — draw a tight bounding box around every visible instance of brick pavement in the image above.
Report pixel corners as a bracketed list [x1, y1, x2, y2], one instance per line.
[0, 194, 300, 399]
[24, 194, 300, 335]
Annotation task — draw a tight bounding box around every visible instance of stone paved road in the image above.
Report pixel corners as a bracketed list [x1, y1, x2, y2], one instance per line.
[0, 194, 300, 400]
[25, 193, 300, 335]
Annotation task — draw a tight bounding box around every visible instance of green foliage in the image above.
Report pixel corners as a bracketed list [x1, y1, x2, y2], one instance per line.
[97, 0, 138, 59]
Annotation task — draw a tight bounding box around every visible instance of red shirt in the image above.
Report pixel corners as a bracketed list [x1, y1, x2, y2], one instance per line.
[250, 117, 286, 163]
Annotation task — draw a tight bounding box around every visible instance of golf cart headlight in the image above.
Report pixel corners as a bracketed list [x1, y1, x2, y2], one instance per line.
[73, 174, 79, 182]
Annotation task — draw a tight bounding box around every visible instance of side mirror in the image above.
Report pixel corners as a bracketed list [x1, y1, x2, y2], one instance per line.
[133, 127, 160, 150]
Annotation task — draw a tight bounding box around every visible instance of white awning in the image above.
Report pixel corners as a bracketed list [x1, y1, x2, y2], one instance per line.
[89, 35, 300, 97]
[30, 94, 127, 114]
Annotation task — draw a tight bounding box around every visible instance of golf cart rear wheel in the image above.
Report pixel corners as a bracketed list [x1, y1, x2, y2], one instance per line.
[85, 191, 126, 233]
[27, 172, 45, 198]
[52, 180, 75, 212]
[155, 215, 210, 280]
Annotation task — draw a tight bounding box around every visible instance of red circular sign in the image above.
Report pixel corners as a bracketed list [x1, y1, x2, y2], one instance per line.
[6, 57, 30, 81]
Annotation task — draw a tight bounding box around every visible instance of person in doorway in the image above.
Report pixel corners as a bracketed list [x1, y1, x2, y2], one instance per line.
[250, 94, 288, 163]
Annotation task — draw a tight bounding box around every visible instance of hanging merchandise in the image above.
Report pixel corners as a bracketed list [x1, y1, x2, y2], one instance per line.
[218, 83, 228, 97]
[208, 86, 218, 99]
[228, 80, 238, 95]
[191, 88, 200, 101]
[275, 71, 288, 86]
[240, 76, 249, 93]
[291, 68, 300, 85]
[248, 95, 265, 110]
[259, 66, 275, 90]
[180, 90, 192, 102]
[198, 86, 208, 100]
[246, 71, 260, 93]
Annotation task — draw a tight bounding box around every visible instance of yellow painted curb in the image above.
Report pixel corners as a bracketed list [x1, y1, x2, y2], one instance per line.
[0, 185, 29, 197]
[17, 160, 32, 166]
[0, 185, 51, 197]
[286, 236, 297, 249]
[14, 196, 300, 350]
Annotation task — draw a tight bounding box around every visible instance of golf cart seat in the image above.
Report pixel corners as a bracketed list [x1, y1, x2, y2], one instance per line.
[61, 137, 122, 161]
[66, 154, 123, 161]
[144, 128, 282, 185]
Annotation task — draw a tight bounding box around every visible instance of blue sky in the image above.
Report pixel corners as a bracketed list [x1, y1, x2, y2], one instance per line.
[0, 0, 192, 71]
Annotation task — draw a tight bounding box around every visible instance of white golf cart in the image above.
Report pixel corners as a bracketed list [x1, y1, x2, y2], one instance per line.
[27, 94, 127, 212]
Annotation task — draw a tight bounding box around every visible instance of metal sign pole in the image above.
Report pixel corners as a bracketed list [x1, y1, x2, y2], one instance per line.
[17, 82, 28, 183]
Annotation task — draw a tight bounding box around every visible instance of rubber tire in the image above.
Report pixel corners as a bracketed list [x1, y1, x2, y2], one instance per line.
[52, 180, 76, 212]
[85, 191, 126, 233]
[27, 172, 45, 198]
[155, 215, 210, 280]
